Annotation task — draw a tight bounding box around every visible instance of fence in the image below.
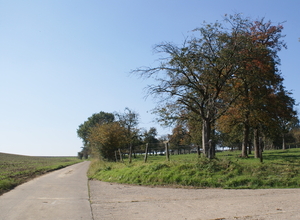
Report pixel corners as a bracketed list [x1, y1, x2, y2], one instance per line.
[114, 143, 201, 162]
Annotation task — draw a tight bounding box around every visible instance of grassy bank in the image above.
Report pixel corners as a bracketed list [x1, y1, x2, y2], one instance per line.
[0, 153, 81, 195]
[88, 148, 300, 189]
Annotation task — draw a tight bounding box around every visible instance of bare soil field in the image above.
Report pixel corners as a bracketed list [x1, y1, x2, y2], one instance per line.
[89, 180, 300, 220]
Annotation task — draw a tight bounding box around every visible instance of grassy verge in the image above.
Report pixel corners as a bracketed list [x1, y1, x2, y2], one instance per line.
[0, 152, 82, 195]
[88, 148, 300, 189]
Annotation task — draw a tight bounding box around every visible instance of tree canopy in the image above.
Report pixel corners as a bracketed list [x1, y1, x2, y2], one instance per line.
[77, 111, 115, 157]
[134, 14, 296, 158]
[88, 122, 127, 160]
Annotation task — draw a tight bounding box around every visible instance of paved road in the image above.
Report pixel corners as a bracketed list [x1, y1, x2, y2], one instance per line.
[0, 161, 92, 220]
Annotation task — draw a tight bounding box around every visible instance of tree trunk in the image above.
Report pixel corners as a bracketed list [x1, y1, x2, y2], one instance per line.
[118, 149, 123, 162]
[197, 145, 201, 158]
[210, 128, 216, 158]
[248, 140, 252, 155]
[115, 151, 118, 162]
[129, 143, 133, 163]
[254, 128, 260, 158]
[165, 142, 170, 161]
[208, 130, 216, 159]
[241, 119, 249, 157]
[144, 143, 148, 163]
[202, 119, 211, 158]
[259, 137, 263, 163]
[282, 134, 286, 150]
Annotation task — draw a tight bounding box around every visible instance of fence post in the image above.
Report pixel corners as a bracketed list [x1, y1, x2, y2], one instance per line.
[144, 143, 148, 163]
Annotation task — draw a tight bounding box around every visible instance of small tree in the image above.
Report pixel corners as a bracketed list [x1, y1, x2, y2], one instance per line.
[88, 122, 126, 161]
[143, 127, 159, 144]
[115, 108, 140, 163]
[77, 152, 83, 160]
[77, 111, 115, 156]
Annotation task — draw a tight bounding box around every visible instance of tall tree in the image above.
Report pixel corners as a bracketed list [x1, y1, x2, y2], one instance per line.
[134, 14, 279, 158]
[224, 17, 289, 157]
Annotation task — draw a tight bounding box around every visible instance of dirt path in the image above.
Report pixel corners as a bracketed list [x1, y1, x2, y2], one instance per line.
[89, 180, 300, 220]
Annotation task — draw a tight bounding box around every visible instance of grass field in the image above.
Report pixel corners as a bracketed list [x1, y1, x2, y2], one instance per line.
[0, 152, 81, 195]
[88, 148, 300, 189]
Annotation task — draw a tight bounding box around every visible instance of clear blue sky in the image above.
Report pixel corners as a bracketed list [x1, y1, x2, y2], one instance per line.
[0, 0, 299, 156]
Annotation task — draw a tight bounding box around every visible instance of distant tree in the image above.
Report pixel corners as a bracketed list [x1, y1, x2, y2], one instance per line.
[143, 127, 159, 144]
[186, 114, 203, 156]
[77, 111, 115, 156]
[291, 123, 300, 145]
[115, 108, 140, 162]
[266, 89, 298, 150]
[88, 122, 127, 161]
[158, 135, 169, 143]
[168, 124, 190, 146]
[77, 151, 83, 160]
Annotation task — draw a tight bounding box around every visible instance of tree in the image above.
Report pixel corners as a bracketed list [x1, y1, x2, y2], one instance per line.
[134, 14, 275, 159]
[88, 122, 127, 161]
[263, 88, 298, 150]
[291, 123, 300, 145]
[115, 108, 140, 162]
[77, 111, 115, 156]
[143, 127, 159, 144]
[202, 16, 290, 158]
[168, 124, 190, 146]
[234, 18, 287, 157]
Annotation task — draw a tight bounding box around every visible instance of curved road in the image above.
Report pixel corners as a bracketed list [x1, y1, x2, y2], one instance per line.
[1, 161, 300, 220]
[0, 161, 92, 220]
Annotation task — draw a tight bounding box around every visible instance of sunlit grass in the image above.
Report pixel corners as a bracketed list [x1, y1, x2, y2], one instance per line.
[88, 148, 300, 189]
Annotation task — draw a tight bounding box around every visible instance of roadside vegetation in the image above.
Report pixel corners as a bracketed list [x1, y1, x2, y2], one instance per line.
[0, 153, 81, 195]
[88, 148, 300, 189]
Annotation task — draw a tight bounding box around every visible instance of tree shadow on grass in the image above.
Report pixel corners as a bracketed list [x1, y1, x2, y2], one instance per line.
[263, 149, 300, 162]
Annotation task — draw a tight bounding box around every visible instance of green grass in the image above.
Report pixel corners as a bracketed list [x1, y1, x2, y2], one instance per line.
[0, 152, 82, 195]
[88, 148, 300, 189]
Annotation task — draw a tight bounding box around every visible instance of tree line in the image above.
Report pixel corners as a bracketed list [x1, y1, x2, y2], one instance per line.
[78, 14, 299, 161]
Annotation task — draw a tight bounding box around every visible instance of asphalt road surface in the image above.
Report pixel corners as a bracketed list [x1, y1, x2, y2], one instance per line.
[0, 161, 92, 220]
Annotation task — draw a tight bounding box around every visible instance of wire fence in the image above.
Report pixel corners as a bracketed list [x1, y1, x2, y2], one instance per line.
[114, 143, 201, 162]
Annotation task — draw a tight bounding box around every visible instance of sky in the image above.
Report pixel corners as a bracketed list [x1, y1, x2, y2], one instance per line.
[0, 0, 299, 156]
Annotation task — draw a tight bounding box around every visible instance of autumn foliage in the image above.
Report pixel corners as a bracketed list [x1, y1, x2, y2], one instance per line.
[135, 14, 297, 159]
